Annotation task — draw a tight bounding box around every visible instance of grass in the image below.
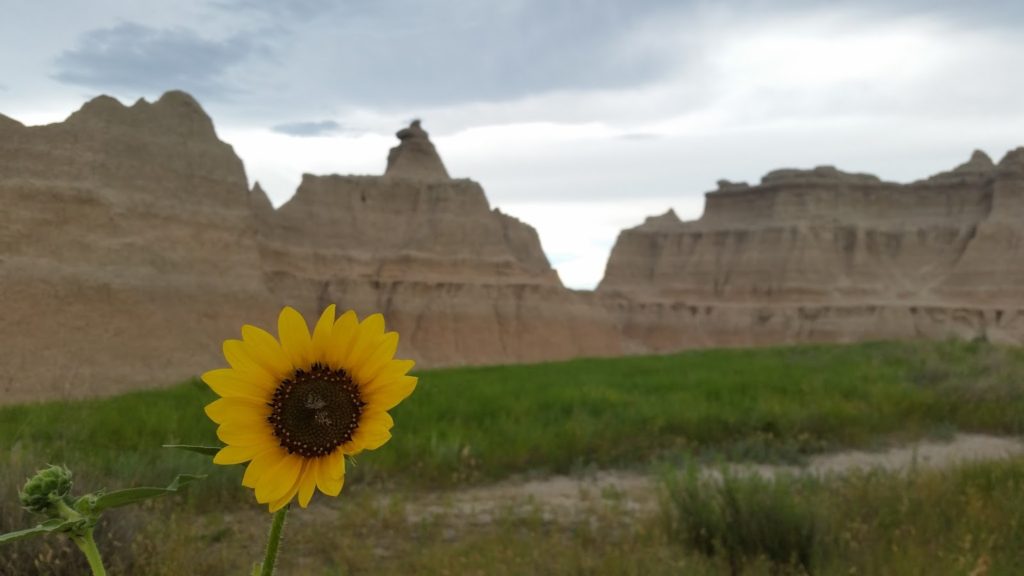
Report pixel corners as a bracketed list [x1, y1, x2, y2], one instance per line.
[10, 458, 1024, 575]
[3, 339, 1024, 496]
[3, 339, 1024, 574]
[663, 468, 820, 574]
[661, 459, 1024, 574]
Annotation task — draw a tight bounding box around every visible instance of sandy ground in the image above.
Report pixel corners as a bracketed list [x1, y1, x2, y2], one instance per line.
[397, 434, 1024, 525]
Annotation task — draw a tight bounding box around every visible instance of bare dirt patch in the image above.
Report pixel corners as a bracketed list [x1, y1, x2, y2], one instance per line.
[397, 434, 1024, 525]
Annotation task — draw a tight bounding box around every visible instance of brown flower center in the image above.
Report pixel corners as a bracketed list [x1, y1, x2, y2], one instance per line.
[267, 363, 364, 457]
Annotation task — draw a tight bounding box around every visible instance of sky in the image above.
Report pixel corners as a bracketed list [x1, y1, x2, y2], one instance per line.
[2, 0, 1023, 289]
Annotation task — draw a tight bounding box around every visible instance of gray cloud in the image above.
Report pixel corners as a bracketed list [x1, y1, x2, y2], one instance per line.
[224, 0, 1024, 112]
[271, 120, 343, 137]
[53, 22, 257, 100]
[211, 0, 329, 19]
[210, 0, 682, 108]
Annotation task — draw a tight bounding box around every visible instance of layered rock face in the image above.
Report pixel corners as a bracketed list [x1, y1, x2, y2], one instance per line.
[0, 104, 619, 403]
[258, 122, 620, 367]
[4, 90, 1022, 403]
[598, 150, 1024, 348]
[938, 149, 1024, 304]
[0, 92, 279, 404]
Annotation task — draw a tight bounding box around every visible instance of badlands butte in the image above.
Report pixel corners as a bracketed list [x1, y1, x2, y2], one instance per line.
[1, 90, 1023, 404]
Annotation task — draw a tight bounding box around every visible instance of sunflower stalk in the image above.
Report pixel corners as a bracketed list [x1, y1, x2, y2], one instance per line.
[257, 505, 290, 576]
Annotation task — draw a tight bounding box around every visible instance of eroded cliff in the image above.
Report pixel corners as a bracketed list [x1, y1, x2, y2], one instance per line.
[598, 150, 1024, 348]
[0, 104, 620, 403]
[0, 91, 278, 403]
[3, 90, 1021, 403]
[257, 122, 619, 367]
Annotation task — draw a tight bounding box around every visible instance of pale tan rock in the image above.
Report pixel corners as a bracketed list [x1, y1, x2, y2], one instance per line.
[935, 148, 1024, 304]
[384, 120, 450, 180]
[598, 150, 1024, 349]
[0, 96, 620, 403]
[257, 170, 620, 368]
[3, 90, 1023, 404]
[602, 155, 998, 302]
[261, 174, 558, 285]
[715, 179, 750, 192]
[0, 91, 279, 404]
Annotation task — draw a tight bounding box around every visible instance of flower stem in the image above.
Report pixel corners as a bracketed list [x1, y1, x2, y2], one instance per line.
[54, 499, 107, 576]
[71, 530, 108, 576]
[259, 505, 290, 576]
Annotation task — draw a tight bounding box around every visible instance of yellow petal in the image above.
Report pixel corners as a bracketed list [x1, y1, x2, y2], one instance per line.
[278, 306, 313, 369]
[222, 339, 272, 379]
[344, 314, 386, 371]
[364, 375, 417, 411]
[269, 471, 302, 512]
[204, 397, 270, 425]
[298, 459, 319, 508]
[202, 369, 272, 401]
[341, 435, 365, 456]
[340, 410, 394, 456]
[310, 305, 337, 362]
[213, 443, 266, 465]
[316, 452, 345, 496]
[243, 448, 285, 488]
[353, 332, 399, 386]
[241, 325, 293, 380]
[362, 409, 395, 428]
[352, 414, 393, 451]
[325, 311, 359, 369]
[361, 359, 415, 395]
[355, 428, 392, 451]
[217, 423, 274, 447]
[255, 453, 304, 503]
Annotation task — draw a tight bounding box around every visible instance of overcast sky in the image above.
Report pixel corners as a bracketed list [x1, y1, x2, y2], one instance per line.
[3, 0, 1023, 288]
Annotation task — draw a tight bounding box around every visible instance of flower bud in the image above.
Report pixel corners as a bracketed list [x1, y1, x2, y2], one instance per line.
[19, 465, 73, 515]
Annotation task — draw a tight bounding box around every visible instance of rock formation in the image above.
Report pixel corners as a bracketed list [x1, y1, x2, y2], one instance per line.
[385, 120, 450, 180]
[3, 90, 1022, 404]
[598, 151, 1024, 349]
[0, 91, 279, 404]
[257, 169, 620, 367]
[0, 99, 619, 404]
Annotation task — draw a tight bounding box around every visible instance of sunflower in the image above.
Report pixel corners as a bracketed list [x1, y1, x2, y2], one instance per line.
[202, 305, 416, 512]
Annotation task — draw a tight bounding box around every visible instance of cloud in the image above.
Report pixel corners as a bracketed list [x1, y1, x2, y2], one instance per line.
[52, 22, 257, 100]
[271, 120, 343, 137]
[616, 132, 663, 141]
[205, 0, 682, 109]
[211, 0, 330, 20]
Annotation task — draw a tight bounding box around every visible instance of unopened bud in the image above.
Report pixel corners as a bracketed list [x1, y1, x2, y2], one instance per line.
[19, 465, 73, 515]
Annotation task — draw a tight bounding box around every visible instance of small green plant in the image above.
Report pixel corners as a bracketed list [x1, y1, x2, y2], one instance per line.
[662, 466, 820, 575]
[1, 464, 202, 575]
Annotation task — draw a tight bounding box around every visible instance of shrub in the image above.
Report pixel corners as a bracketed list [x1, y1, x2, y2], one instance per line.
[662, 467, 821, 575]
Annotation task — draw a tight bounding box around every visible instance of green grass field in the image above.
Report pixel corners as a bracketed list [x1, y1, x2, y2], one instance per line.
[3, 340, 1024, 574]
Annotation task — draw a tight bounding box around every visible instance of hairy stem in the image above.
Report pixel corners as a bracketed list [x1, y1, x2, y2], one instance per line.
[259, 505, 290, 576]
[71, 531, 108, 576]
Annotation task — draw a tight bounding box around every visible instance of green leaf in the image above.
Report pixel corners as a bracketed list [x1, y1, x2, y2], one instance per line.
[162, 444, 222, 456]
[88, 474, 206, 513]
[0, 519, 77, 545]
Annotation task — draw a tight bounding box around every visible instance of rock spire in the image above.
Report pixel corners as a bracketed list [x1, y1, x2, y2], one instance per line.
[384, 120, 450, 180]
